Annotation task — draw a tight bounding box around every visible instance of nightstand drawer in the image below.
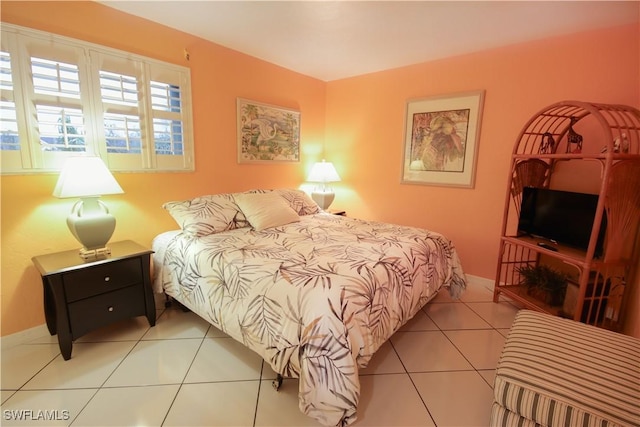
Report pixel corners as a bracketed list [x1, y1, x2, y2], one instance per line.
[63, 258, 143, 302]
[68, 284, 145, 339]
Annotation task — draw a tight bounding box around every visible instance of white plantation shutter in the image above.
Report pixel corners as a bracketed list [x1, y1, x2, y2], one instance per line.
[35, 105, 86, 152]
[31, 56, 87, 156]
[151, 81, 184, 154]
[1, 33, 31, 172]
[99, 68, 141, 153]
[89, 50, 145, 170]
[1, 23, 194, 173]
[22, 36, 96, 170]
[0, 51, 20, 152]
[31, 57, 82, 98]
[147, 63, 193, 170]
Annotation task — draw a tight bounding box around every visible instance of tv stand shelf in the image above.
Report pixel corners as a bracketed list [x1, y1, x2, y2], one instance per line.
[494, 284, 562, 317]
[494, 101, 640, 331]
[502, 236, 591, 267]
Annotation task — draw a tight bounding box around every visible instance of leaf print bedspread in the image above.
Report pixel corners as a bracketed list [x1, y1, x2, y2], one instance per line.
[153, 213, 466, 426]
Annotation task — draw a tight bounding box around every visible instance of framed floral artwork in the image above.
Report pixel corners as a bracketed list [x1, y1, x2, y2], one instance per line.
[401, 90, 485, 187]
[237, 98, 301, 163]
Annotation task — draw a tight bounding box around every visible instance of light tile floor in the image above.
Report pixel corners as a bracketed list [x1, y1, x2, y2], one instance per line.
[1, 280, 520, 426]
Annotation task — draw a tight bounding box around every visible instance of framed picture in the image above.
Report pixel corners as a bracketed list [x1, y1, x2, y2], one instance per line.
[401, 90, 484, 187]
[237, 98, 301, 163]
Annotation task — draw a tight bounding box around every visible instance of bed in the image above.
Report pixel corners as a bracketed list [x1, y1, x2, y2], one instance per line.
[152, 188, 467, 426]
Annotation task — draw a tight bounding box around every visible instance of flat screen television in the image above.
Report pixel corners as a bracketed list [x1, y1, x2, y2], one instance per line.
[518, 187, 607, 257]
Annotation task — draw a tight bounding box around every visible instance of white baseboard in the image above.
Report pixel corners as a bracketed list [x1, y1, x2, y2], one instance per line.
[466, 274, 495, 291]
[0, 324, 50, 349]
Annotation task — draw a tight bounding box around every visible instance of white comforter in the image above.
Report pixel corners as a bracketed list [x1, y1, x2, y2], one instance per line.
[153, 213, 466, 426]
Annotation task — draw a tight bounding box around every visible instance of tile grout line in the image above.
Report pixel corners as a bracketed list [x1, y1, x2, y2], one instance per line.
[407, 296, 468, 426]
[387, 337, 439, 426]
[458, 299, 503, 389]
[66, 312, 159, 426]
[2, 288, 513, 427]
[252, 361, 266, 427]
[160, 310, 211, 427]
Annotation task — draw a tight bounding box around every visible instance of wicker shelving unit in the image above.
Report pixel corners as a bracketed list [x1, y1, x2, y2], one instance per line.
[493, 101, 640, 331]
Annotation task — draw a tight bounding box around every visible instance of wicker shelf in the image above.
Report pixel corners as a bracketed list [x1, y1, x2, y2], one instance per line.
[513, 153, 639, 161]
[502, 235, 591, 266]
[495, 284, 562, 317]
[494, 101, 640, 331]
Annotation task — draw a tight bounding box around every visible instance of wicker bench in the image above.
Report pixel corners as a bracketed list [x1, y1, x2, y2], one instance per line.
[490, 310, 640, 427]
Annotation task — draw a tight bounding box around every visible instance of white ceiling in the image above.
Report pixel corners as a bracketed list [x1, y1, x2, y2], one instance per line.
[101, 1, 639, 81]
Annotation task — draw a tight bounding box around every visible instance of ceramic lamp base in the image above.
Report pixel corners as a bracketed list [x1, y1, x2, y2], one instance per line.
[311, 190, 335, 210]
[67, 197, 116, 258]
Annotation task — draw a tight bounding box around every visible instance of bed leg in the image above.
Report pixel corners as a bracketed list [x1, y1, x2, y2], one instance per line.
[163, 295, 190, 312]
[272, 374, 283, 391]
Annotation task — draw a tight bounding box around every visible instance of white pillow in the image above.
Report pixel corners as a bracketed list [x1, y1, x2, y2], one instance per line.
[274, 188, 321, 215]
[244, 188, 321, 215]
[163, 193, 248, 237]
[234, 192, 300, 231]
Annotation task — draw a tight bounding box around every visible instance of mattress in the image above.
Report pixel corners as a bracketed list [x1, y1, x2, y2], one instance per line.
[153, 212, 466, 426]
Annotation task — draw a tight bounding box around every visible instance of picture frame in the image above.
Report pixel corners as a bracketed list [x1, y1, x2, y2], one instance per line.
[401, 90, 484, 187]
[237, 98, 301, 163]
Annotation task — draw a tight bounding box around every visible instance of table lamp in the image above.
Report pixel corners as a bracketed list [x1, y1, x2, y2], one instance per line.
[53, 156, 124, 259]
[307, 159, 341, 210]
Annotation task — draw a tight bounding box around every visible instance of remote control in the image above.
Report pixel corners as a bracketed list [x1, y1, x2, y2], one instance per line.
[537, 242, 558, 251]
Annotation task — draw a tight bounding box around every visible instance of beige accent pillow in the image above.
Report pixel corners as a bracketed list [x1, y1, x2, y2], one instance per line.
[235, 192, 300, 231]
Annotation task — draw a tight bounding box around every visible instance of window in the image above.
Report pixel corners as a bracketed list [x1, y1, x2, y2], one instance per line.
[150, 81, 184, 156]
[0, 51, 20, 152]
[0, 24, 194, 173]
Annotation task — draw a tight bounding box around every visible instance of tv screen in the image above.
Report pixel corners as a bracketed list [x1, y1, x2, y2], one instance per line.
[518, 187, 606, 256]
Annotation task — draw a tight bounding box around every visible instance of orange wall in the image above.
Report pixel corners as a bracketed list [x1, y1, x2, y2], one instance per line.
[1, 1, 639, 337]
[326, 24, 639, 278]
[324, 23, 639, 334]
[0, 1, 326, 336]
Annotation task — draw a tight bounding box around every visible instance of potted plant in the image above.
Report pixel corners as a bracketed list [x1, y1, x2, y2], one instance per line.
[516, 264, 569, 306]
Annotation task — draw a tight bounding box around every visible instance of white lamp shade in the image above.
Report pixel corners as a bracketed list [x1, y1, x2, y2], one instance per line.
[307, 160, 341, 183]
[53, 156, 124, 198]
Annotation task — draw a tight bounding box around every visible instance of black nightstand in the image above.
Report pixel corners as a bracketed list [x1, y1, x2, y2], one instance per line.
[327, 209, 346, 216]
[32, 240, 156, 360]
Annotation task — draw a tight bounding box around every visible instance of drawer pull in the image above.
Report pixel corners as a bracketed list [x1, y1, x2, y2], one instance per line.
[108, 306, 114, 312]
[104, 276, 111, 282]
